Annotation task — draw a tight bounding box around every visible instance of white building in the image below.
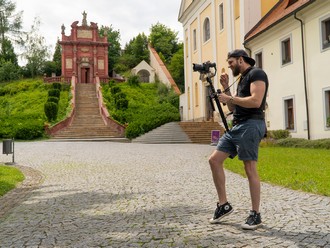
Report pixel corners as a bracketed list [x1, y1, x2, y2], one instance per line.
[179, 0, 330, 139]
[245, 0, 330, 139]
[178, 0, 278, 122]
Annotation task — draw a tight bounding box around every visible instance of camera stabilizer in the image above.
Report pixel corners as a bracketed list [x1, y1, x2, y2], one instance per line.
[193, 62, 230, 132]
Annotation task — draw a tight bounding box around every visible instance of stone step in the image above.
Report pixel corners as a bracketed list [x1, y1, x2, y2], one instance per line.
[52, 83, 124, 140]
[132, 121, 224, 144]
[132, 122, 192, 144]
[179, 122, 224, 144]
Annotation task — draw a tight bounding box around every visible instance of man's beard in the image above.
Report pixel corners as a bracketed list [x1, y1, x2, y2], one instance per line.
[232, 64, 240, 77]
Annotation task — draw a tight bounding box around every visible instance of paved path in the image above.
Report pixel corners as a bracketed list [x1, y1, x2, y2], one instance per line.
[0, 141, 329, 248]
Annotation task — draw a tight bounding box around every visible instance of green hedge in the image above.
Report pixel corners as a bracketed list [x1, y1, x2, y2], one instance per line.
[44, 102, 58, 122]
[52, 82, 62, 91]
[48, 89, 60, 98]
[0, 117, 44, 140]
[267, 129, 291, 139]
[125, 103, 180, 139]
[276, 138, 330, 149]
[15, 121, 44, 140]
[47, 96, 59, 104]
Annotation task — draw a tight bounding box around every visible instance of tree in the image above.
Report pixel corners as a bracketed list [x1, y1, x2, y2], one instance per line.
[52, 39, 61, 75]
[116, 32, 149, 72]
[99, 25, 121, 76]
[168, 44, 184, 92]
[149, 22, 179, 64]
[22, 17, 51, 77]
[129, 33, 149, 63]
[0, 37, 17, 65]
[0, 60, 19, 82]
[0, 37, 19, 82]
[0, 0, 23, 55]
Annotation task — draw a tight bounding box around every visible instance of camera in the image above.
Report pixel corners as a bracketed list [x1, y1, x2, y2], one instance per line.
[193, 61, 216, 74]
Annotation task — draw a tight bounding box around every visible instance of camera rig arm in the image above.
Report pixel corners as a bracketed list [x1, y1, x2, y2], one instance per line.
[193, 62, 230, 132]
[205, 75, 230, 132]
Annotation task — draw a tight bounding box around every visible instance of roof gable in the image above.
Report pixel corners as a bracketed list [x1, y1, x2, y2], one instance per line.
[245, 0, 315, 43]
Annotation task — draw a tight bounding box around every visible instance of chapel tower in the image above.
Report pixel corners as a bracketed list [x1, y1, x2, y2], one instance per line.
[59, 11, 109, 83]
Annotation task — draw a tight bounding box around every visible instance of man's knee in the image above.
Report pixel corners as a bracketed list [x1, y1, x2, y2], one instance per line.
[209, 151, 226, 168]
[208, 154, 218, 168]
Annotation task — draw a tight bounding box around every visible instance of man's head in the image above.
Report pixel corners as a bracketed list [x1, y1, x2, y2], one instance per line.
[227, 49, 255, 76]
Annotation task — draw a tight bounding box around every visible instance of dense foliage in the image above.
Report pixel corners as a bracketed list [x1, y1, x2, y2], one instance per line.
[116, 33, 149, 73]
[149, 22, 179, 64]
[0, 79, 70, 140]
[102, 80, 180, 139]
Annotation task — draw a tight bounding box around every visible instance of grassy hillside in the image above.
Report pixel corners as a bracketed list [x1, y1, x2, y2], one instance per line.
[0, 78, 179, 140]
[102, 80, 180, 139]
[0, 79, 70, 140]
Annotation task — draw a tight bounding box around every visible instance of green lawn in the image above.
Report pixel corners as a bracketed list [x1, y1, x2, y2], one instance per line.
[0, 165, 25, 196]
[224, 147, 330, 196]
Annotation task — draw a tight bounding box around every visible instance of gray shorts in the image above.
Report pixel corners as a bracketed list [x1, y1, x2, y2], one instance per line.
[216, 119, 266, 161]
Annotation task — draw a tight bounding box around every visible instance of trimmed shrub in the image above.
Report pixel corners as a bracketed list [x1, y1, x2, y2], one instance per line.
[267, 129, 291, 139]
[44, 102, 58, 121]
[127, 75, 140, 87]
[48, 89, 60, 98]
[108, 80, 116, 88]
[114, 92, 127, 104]
[276, 138, 330, 149]
[47, 96, 59, 104]
[15, 122, 44, 140]
[52, 82, 62, 91]
[110, 86, 121, 95]
[116, 98, 128, 110]
[125, 103, 180, 139]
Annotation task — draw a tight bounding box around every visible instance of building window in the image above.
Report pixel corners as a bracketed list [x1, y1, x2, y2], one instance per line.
[219, 3, 224, 31]
[203, 18, 210, 42]
[284, 97, 295, 130]
[195, 83, 199, 106]
[321, 16, 330, 50]
[281, 36, 292, 65]
[255, 51, 263, 69]
[193, 29, 197, 51]
[324, 88, 330, 128]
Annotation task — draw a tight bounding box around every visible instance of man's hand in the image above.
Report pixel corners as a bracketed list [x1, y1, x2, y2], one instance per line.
[220, 73, 229, 89]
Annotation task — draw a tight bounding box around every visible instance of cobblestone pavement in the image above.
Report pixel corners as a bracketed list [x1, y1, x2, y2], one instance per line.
[0, 141, 329, 248]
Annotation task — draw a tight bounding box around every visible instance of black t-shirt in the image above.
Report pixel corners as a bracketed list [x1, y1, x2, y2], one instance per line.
[233, 67, 268, 121]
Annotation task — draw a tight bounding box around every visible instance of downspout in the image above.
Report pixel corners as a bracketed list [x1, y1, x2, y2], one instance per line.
[244, 46, 252, 57]
[294, 12, 310, 140]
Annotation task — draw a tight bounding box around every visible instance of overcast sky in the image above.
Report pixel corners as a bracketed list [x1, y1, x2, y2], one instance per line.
[15, 0, 183, 55]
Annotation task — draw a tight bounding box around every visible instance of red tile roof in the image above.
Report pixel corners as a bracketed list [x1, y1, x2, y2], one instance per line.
[245, 0, 316, 43]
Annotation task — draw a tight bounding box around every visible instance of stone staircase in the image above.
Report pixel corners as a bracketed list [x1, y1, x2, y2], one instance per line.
[179, 122, 225, 144]
[52, 84, 126, 140]
[132, 122, 192, 144]
[132, 121, 224, 144]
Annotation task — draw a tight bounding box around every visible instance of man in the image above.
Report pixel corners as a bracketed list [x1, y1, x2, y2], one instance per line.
[208, 49, 268, 230]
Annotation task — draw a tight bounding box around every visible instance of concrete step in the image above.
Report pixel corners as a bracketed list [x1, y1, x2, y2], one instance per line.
[179, 122, 224, 144]
[132, 122, 192, 144]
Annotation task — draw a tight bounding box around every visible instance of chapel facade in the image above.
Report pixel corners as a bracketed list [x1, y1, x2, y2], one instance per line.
[59, 11, 109, 83]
